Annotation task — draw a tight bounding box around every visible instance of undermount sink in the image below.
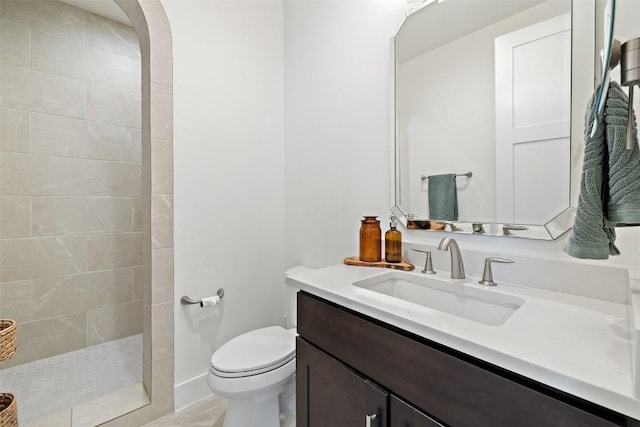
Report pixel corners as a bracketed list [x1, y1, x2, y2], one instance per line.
[352, 271, 525, 326]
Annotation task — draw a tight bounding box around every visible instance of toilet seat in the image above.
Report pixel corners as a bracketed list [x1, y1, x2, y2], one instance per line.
[210, 326, 296, 378]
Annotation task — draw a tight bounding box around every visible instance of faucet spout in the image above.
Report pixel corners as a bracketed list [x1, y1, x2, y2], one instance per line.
[438, 237, 465, 279]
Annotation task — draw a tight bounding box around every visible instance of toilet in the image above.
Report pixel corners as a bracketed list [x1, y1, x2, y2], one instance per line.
[207, 267, 308, 427]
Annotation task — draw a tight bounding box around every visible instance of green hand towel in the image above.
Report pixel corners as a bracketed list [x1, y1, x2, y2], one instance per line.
[565, 82, 631, 259]
[428, 173, 458, 221]
[605, 82, 640, 225]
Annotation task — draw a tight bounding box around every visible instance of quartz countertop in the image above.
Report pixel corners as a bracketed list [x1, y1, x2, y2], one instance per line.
[286, 263, 640, 420]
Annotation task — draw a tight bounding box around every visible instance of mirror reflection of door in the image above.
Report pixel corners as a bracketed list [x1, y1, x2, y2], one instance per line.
[394, 0, 574, 231]
[495, 13, 571, 224]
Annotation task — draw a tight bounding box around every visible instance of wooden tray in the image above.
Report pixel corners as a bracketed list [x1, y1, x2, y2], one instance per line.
[343, 256, 414, 271]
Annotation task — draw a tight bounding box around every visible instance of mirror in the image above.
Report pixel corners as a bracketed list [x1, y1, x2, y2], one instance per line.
[392, 0, 591, 239]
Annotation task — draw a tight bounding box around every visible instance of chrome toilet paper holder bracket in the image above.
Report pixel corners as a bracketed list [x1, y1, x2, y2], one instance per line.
[181, 288, 225, 307]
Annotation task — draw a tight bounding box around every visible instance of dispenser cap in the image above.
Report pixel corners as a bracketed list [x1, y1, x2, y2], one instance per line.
[390, 215, 397, 227]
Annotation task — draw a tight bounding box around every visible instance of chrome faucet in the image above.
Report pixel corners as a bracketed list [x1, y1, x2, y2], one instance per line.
[437, 237, 465, 279]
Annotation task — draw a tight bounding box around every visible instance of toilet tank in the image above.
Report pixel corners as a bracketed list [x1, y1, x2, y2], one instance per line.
[285, 266, 313, 329]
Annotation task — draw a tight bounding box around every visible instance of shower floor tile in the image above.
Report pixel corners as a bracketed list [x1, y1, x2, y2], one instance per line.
[0, 334, 142, 426]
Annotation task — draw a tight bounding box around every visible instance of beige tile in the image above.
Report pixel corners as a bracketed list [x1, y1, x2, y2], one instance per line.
[33, 269, 134, 319]
[143, 395, 226, 427]
[87, 232, 143, 271]
[31, 29, 141, 94]
[32, 196, 141, 236]
[87, 160, 141, 197]
[133, 266, 143, 301]
[87, 84, 142, 128]
[0, 19, 30, 67]
[151, 301, 172, 359]
[149, 26, 171, 87]
[150, 355, 174, 420]
[151, 248, 173, 304]
[112, 1, 148, 55]
[0, 108, 30, 153]
[30, 29, 85, 81]
[24, 408, 72, 427]
[151, 194, 173, 249]
[143, 324, 152, 392]
[85, 12, 141, 59]
[150, 83, 172, 140]
[87, 122, 142, 163]
[1, 0, 85, 42]
[1, 196, 31, 238]
[1, 312, 86, 367]
[1, 64, 85, 119]
[87, 300, 142, 345]
[0, 236, 87, 282]
[72, 383, 149, 427]
[143, 252, 152, 391]
[151, 138, 173, 194]
[102, 404, 151, 427]
[1, 153, 87, 196]
[31, 114, 142, 163]
[0, 280, 33, 323]
[31, 114, 87, 157]
[139, 1, 171, 32]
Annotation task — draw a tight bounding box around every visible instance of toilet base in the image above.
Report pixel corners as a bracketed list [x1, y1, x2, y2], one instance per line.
[220, 375, 295, 427]
[224, 395, 280, 427]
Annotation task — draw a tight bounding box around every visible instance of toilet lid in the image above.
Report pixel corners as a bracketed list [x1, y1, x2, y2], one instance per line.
[211, 326, 296, 376]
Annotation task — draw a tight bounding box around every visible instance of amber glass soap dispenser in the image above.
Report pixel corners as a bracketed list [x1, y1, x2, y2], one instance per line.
[385, 215, 402, 263]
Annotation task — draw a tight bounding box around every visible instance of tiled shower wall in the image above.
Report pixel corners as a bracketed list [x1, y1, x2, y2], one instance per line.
[0, 0, 143, 367]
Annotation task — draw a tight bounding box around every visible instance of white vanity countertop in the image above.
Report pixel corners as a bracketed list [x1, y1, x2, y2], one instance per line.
[287, 264, 640, 420]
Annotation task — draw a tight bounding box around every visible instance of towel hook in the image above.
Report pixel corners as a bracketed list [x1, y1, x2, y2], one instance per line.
[591, 0, 617, 137]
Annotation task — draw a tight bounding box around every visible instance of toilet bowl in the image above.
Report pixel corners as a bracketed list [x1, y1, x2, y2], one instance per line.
[208, 326, 297, 427]
[207, 266, 310, 427]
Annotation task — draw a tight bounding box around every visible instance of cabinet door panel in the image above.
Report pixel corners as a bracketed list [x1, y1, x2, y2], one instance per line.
[297, 337, 388, 427]
[390, 396, 444, 427]
[298, 292, 625, 427]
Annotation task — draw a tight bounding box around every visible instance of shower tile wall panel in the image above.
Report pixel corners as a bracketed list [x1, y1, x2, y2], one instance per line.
[0, 0, 143, 367]
[0, 108, 29, 152]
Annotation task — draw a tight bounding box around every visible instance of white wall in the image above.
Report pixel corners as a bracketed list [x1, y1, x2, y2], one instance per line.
[284, 0, 407, 269]
[162, 0, 285, 409]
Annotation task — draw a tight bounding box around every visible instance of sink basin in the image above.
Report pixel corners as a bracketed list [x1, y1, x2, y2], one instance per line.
[352, 271, 525, 326]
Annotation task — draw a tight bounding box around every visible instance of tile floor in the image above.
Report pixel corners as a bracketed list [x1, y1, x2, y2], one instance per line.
[144, 395, 297, 427]
[0, 334, 142, 425]
[144, 395, 227, 427]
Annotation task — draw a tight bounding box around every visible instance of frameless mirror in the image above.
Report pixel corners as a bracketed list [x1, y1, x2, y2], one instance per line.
[392, 0, 590, 239]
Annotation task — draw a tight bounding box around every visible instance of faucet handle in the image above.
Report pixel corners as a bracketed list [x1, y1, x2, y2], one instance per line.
[479, 257, 514, 286]
[411, 249, 436, 274]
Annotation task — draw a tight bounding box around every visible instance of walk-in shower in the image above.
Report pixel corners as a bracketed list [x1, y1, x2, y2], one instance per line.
[0, 0, 144, 423]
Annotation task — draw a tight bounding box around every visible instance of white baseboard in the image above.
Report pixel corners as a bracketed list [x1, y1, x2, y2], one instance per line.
[174, 372, 214, 412]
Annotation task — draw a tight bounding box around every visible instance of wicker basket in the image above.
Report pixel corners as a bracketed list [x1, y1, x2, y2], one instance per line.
[0, 393, 18, 427]
[0, 319, 16, 364]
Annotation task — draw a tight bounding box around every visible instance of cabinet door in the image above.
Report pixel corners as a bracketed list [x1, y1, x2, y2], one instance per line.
[297, 337, 388, 427]
[390, 396, 444, 427]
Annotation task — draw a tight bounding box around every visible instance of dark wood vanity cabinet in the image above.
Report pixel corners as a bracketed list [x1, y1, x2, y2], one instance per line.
[296, 291, 639, 427]
[297, 337, 442, 427]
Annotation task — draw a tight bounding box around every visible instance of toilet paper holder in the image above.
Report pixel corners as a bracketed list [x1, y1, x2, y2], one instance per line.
[181, 288, 225, 307]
